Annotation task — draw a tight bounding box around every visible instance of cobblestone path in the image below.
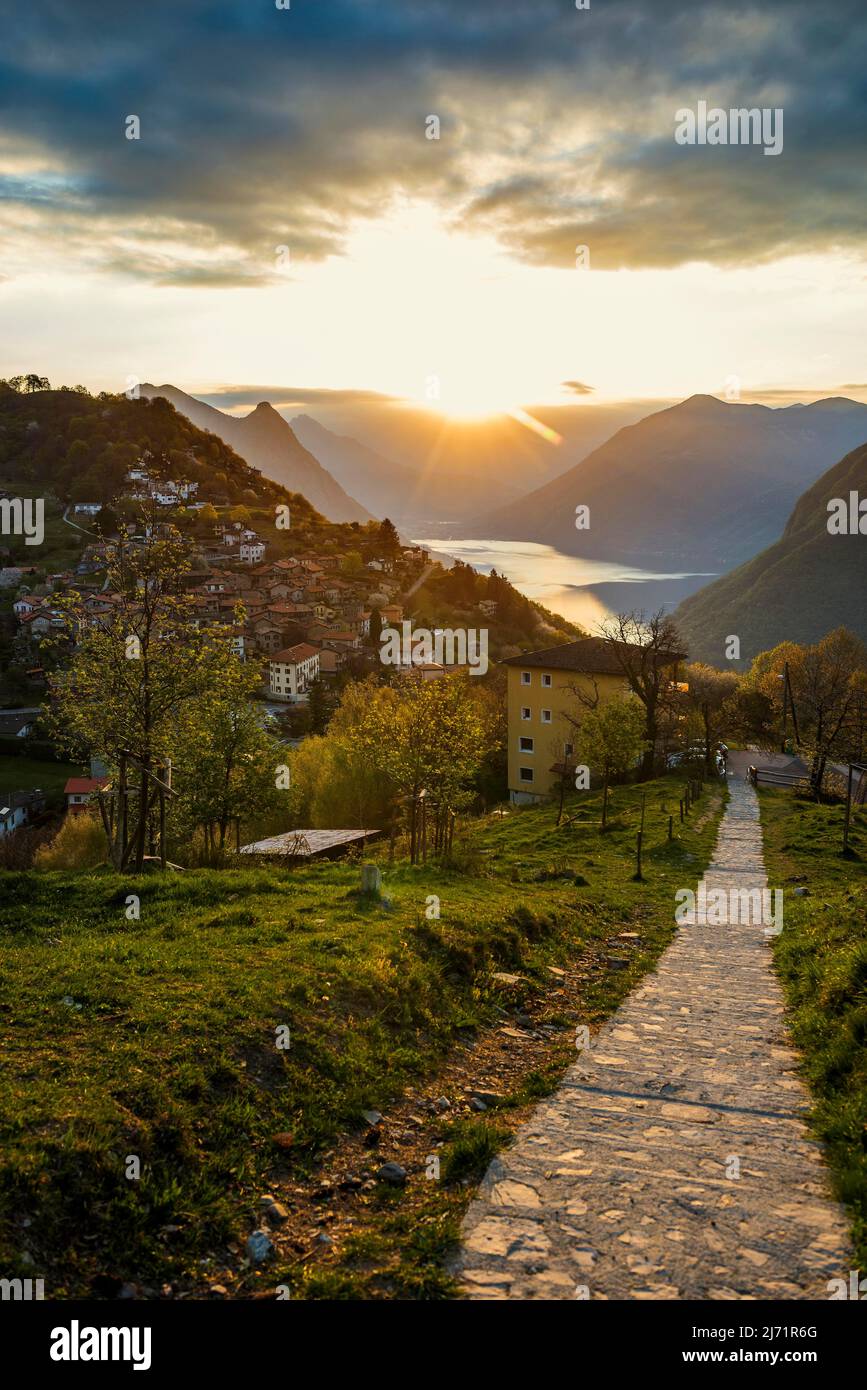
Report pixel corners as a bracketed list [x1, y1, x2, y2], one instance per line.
[451, 777, 851, 1299]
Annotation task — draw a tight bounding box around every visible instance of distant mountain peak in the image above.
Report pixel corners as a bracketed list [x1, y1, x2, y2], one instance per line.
[140, 382, 373, 523]
[680, 393, 732, 411]
[804, 396, 861, 413]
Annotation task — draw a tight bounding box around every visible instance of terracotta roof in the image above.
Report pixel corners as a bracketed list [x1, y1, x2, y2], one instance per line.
[270, 643, 320, 664]
[503, 637, 684, 674]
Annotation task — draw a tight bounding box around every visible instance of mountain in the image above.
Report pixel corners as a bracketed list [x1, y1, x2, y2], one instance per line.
[675, 440, 867, 665]
[466, 395, 867, 571]
[140, 385, 373, 525]
[290, 414, 413, 519]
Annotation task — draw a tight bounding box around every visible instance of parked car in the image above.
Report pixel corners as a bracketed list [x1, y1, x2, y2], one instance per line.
[667, 742, 727, 771]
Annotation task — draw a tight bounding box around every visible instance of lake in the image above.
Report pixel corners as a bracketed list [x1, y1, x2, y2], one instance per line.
[412, 537, 717, 631]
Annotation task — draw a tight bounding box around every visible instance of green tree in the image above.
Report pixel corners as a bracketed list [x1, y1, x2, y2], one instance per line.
[330, 673, 500, 860]
[573, 697, 648, 829]
[45, 524, 243, 871]
[175, 666, 286, 853]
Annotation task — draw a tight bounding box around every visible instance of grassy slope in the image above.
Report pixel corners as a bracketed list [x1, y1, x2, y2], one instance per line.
[0, 478, 86, 574]
[0, 755, 80, 803]
[758, 787, 867, 1269]
[0, 774, 726, 1299]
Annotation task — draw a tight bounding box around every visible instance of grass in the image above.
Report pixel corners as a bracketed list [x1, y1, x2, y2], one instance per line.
[757, 786, 867, 1272]
[0, 772, 726, 1299]
[0, 754, 80, 805]
[0, 479, 87, 573]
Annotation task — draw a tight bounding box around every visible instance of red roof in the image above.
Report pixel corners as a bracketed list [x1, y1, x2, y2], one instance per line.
[64, 777, 108, 795]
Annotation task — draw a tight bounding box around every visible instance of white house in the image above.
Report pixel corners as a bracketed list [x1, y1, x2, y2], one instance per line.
[13, 597, 41, 619]
[268, 643, 320, 702]
[240, 539, 266, 564]
[0, 789, 46, 837]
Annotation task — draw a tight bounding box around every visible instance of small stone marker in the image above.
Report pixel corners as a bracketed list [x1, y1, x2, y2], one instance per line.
[360, 863, 382, 897]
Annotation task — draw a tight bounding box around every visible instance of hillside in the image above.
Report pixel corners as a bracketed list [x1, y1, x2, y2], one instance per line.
[467, 395, 867, 572]
[141, 385, 373, 525]
[0, 384, 294, 514]
[0, 776, 725, 1298]
[675, 440, 867, 665]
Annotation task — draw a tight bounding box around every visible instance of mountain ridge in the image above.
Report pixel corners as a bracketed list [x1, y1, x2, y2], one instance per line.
[461, 395, 867, 572]
[675, 440, 867, 664]
[140, 384, 374, 525]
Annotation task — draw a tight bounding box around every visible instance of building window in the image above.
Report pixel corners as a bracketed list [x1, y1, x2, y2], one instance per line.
[521, 671, 531, 685]
[519, 767, 534, 783]
[541, 672, 552, 688]
[564, 742, 574, 756]
[541, 709, 552, 723]
[521, 706, 531, 721]
[519, 736, 534, 753]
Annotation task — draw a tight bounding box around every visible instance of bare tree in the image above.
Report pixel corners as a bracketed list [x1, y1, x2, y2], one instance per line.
[596, 611, 686, 780]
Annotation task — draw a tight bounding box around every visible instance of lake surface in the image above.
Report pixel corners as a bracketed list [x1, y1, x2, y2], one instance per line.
[413, 537, 716, 631]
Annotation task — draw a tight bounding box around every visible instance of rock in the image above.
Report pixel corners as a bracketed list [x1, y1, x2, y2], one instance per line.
[361, 1109, 382, 1127]
[339, 1176, 363, 1191]
[271, 1132, 294, 1150]
[434, 1096, 451, 1112]
[471, 1091, 505, 1107]
[265, 1202, 289, 1225]
[792, 887, 811, 896]
[376, 1162, 407, 1186]
[605, 955, 630, 970]
[470, 1097, 488, 1112]
[315, 1232, 333, 1246]
[258, 1194, 276, 1208]
[246, 1230, 274, 1264]
[209, 1284, 228, 1298]
[491, 972, 524, 986]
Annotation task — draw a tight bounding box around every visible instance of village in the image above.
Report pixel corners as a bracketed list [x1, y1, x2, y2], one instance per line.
[0, 456, 468, 841]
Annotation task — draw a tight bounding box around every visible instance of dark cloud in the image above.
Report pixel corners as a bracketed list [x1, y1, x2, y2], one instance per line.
[0, 0, 864, 283]
[199, 386, 402, 410]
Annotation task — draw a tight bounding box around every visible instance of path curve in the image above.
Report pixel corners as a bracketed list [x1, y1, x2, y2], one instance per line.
[451, 775, 851, 1300]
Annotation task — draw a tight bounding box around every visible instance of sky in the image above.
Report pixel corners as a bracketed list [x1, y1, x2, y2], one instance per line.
[1, 0, 866, 416]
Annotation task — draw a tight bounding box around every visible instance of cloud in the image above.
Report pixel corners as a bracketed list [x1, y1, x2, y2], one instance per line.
[561, 381, 595, 396]
[0, 0, 864, 285]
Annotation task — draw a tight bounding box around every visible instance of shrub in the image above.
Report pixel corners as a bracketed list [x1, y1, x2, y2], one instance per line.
[33, 810, 106, 870]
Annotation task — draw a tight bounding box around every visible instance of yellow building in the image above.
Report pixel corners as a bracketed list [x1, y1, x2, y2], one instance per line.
[503, 637, 681, 803]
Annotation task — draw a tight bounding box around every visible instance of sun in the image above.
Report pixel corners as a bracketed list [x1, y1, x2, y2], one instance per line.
[409, 377, 527, 422]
